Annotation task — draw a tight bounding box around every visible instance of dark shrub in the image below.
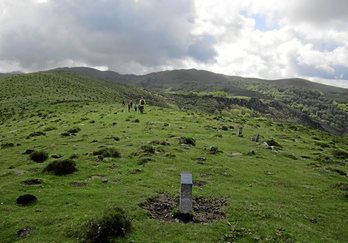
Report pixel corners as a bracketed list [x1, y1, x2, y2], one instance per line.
[332, 149, 348, 160]
[44, 159, 77, 175]
[85, 207, 132, 242]
[93, 148, 121, 160]
[265, 139, 282, 148]
[69, 154, 79, 159]
[61, 127, 81, 137]
[26, 131, 46, 139]
[140, 145, 155, 154]
[67, 127, 81, 134]
[221, 125, 228, 131]
[16, 194, 37, 206]
[22, 178, 43, 185]
[179, 137, 196, 146]
[22, 149, 34, 155]
[30, 151, 49, 163]
[209, 146, 220, 154]
[132, 119, 140, 123]
[1, 142, 15, 149]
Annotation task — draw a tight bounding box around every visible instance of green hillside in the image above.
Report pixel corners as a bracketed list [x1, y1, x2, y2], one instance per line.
[51, 67, 348, 134]
[0, 72, 347, 242]
[0, 72, 167, 122]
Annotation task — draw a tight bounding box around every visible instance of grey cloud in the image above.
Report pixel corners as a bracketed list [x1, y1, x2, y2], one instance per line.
[288, 0, 348, 26]
[0, 0, 217, 72]
[188, 35, 217, 62]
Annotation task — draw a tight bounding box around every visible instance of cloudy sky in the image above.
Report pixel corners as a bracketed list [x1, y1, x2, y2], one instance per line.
[1, 0, 348, 87]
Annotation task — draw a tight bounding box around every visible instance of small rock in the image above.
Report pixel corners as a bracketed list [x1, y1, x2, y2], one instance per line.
[17, 227, 32, 238]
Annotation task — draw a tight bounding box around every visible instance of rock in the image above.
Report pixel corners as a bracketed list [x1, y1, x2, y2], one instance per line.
[247, 150, 256, 156]
[22, 149, 34, 155]
[209, 146, 221, 154]
[17, 227, 32, 238]
[179, 137, 196, 146]
[51, 154, 63, 159]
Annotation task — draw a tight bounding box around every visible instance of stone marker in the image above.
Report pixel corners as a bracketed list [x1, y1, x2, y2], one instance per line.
[252, 133, 260, 142]
[180, 172, 192, 214]
[237, 127, 243, 137]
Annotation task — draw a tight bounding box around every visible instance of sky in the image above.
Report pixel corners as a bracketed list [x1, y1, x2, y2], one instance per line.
[0, 0, 348, 88]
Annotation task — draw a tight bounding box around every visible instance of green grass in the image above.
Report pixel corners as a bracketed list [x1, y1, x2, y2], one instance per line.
[0, 101, 347, 242]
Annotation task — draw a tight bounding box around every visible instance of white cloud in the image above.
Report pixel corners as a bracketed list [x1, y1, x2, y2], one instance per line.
[0, 0, 347, 88]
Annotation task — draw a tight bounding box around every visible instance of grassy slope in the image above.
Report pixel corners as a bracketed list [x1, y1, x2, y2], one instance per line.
[0, 72, 166, 122]
[0, 103, 347, 242]
[0, 73, 347, 242]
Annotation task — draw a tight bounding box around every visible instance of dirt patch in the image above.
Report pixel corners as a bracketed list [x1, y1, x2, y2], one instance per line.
[193, 180, 207, 187]
[70, 181, 87, 187]
[139, 193, 225, 223]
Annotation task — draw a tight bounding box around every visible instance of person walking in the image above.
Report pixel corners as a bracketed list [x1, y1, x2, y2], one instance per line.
[138, 97, 146, 113]
[128, 100, 133, 112]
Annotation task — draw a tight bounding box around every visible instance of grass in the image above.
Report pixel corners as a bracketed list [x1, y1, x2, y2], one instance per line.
[0, 72, 347, 242]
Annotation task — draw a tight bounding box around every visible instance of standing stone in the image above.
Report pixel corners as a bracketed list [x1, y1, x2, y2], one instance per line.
[180, 172, 192, 214]
[252, 134, 260, 142]
[237, 127, 243, 137]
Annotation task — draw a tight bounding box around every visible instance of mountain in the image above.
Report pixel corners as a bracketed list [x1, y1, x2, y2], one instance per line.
[50, 67, 348, 134]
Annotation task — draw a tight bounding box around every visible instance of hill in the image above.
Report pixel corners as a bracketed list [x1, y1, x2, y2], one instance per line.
[51, 67, 348, 134]
[0, 70, 347, 242]
[0, 72, 167, 122]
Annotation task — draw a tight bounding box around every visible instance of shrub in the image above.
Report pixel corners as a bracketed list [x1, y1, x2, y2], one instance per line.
[67, 127, 81, 134]
[140, 145, 155, 154]
[332, 149, 348, 160]
[30, 151, 49, 163]
[93, 148, 121, 160]
[1, 142, 15, 149]
[43, 159, 77, 175]
[26, 131, 46, 139]
[85, 207, 132, 242]
[16, 194, 37, 206]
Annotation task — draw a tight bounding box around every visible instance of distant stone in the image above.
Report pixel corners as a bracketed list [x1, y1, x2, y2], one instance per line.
[51, 154, 63, 159]
[237, 127, 243, 137]
[209, 146, 221, 154]
[247, 150, 256, 156]
[179, 137, 196, 146]
[22, 149, 34, 155]
[252, 134, 260, 142]
[17, 227, 32, 238]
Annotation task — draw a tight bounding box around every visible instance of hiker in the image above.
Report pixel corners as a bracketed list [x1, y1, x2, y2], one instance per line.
[134, 104, 138, 112]
[128, 100, 133, 112]
[138, 97, 146, 113]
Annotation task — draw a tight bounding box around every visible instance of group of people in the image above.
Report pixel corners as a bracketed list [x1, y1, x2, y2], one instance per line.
[122, 97, 146, 113]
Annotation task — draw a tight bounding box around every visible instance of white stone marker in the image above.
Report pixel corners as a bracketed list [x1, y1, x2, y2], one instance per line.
[180, 172, 192, 214]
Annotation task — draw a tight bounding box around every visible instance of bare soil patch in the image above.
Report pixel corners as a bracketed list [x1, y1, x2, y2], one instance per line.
[139, 193, 225, 223]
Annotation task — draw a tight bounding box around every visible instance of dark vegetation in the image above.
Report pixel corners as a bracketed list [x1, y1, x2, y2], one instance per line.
[43, 159, 77, 175]
[0, 68, 347, 242]
[29, 151, 49, 163]
[84, 207, 132, 242]
[52, 67, 348, 134]
[92, 147, 121, 160]
[16, 194, 37, 206]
